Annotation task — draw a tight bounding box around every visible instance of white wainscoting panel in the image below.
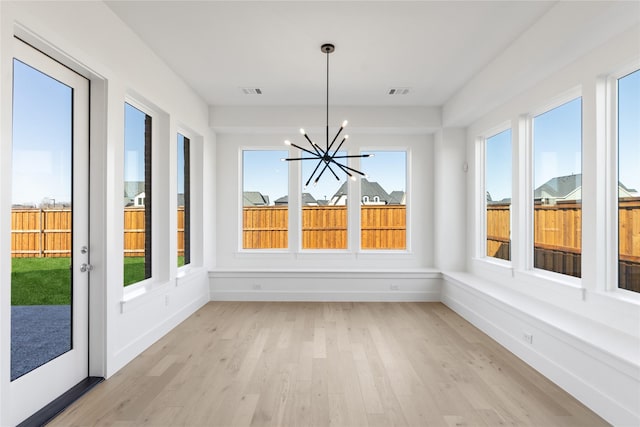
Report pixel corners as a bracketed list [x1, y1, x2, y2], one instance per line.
[209, 269, 442, 302]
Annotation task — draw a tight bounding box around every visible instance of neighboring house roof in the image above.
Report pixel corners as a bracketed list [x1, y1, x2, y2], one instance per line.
[243, 191, 269, 206]
[534, 174, 581, 199]
[331, 178, 393, 203]
[274, 193, 318, 206]
[124, 181, 145, 198]
[388, 191, 406, 205]
[534, 173, 638, 200]
[619, 181, 639, 196]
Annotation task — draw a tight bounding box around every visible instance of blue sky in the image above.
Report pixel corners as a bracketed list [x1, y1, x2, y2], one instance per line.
[12, 60, 72, 205]
[243, 147, 407, 203]
[618, 69, 640, 192]
[124, 103, 146, 184]
[533, 97, 582, 190]
[177, 134, 186, 195]
[486, 129, 512, 202]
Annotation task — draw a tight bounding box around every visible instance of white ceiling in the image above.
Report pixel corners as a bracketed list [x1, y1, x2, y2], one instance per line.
[105, 1, 558, 108]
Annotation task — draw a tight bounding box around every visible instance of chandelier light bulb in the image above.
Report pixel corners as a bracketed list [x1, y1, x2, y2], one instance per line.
[284, 140, 292, 146]
[342, 120, 348, 128]
[299, 128, 306, 135]
[350, 175, 357, 181]
[344, 134, 349, 140]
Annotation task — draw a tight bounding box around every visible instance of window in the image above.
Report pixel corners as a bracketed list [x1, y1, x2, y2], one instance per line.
[485, 129, 512, 261]
[124, 103, 152, 286]
[361, 151, 406, 250]
[617, 69, 640, 293]
[301, 151, 348, 249]
[178, 134, 190, 267]
[532, 97, 582, 277]
[242, 150, 288, 249]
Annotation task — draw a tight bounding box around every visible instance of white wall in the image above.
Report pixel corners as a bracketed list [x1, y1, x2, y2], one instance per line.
[445, 23, 640, 426]
[0, 2, 212, 424]
[433, 128, 467, 271]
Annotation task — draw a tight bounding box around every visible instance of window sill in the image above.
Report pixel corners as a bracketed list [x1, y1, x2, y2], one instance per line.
[120, 280, 169, 313]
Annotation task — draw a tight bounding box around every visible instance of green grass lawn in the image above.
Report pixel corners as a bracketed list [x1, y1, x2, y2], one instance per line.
[123, 256, 146, 286]
[124, 256, 185, 286]
[11, 257, 71, 305]
[12, 256, 187, 304]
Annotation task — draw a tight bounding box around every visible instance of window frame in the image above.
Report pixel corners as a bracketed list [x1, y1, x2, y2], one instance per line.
[177, 132, 191, 271]
[359, 147, 411, 253]
[478, 123, 513, 265]
[122, 96, 166, 297]
[526, 88, 583, 286]
[606, 63, 640, 296]
[238, 147, 291, 253]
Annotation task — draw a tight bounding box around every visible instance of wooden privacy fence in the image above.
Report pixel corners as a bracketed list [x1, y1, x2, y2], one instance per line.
[243, 205, 407, 250]
[487, 198, 640, 291]
[11, 207, 186, 258]
[11, 208, 71, 258]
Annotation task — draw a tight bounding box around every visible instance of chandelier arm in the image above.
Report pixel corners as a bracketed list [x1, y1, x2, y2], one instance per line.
[302, 134, 321, 154]
[315, 160, 341, 184]
[327, 126, 344, 153]
[326, 162, 341, 181]
[329, 154, 372, 159]
[331, 161, 354, 178]
[289, 141, 320, 157]
[305, 159, 325, 188]
[333, 161, 366, 176]
[283, 156, 322, 161]
[329, 137, 347, 158]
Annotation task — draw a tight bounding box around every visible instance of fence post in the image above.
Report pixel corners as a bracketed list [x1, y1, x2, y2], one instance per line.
[39, 208, 44, 258]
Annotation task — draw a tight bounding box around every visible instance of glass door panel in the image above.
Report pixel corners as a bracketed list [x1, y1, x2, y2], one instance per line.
[11, 59, 73, 380]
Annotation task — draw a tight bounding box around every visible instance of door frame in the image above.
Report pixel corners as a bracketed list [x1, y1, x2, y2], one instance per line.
[0, 26, 108, 426]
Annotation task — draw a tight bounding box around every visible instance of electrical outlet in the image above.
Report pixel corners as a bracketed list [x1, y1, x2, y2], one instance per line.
[252, 284, 262, 290]
[523, 333, 533, 344]
[390, 284, 399, 290]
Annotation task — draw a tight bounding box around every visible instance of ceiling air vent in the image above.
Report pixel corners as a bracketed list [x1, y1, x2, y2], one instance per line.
[240, 87, 262, 95]
[388, 87, 410, 95]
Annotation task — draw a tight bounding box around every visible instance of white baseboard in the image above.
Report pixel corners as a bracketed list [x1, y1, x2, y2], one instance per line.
[209, 268, 442, 302]
[210, 289, 441, 302]
[109, 272, 209, 377]
[442, 272, 640, 427]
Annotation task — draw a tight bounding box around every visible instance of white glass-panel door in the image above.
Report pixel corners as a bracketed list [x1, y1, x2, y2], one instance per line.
[9, 39, 90, 425]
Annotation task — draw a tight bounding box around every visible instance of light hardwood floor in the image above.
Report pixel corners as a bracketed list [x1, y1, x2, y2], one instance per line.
[50, 302, 608, 426]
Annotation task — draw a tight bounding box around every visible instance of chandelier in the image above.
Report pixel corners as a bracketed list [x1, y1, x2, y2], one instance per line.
[283, 43, 370, 188]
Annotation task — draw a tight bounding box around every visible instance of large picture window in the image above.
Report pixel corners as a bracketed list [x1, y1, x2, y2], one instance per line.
[532, 97, 582, 277]
[177, 134, 190, 266]
[617, 69, 640, 293]
[124, 103, 152, 286]
[360, 151, 406, 250]
[242, 150, 288, 249]
[485, 130, 512, 261]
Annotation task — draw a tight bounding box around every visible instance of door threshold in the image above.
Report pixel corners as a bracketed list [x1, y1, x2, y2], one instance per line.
[17, 376, 104, 427]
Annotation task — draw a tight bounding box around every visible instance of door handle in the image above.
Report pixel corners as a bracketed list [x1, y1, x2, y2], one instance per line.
[79, 263, 93, 273]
